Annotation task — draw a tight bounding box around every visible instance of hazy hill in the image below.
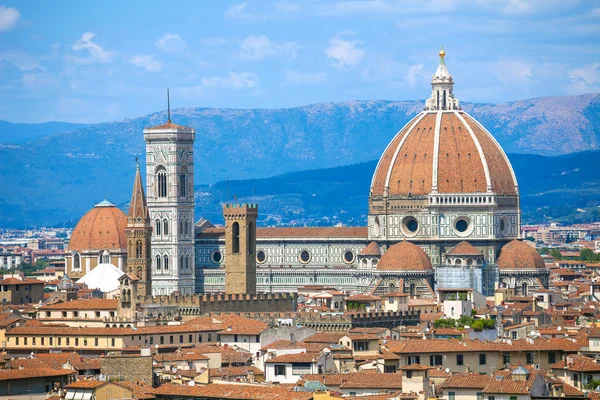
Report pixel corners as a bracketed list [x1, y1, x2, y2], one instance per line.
[0, 121, 88, 145]
[0, 92, 599, 228]
[196, 151, 600, 227]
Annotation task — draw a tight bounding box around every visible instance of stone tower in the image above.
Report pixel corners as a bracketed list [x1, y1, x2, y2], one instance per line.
[144, 107, 196, 296]
[125, 163, 153, 296]
[223, 204, 258, 295]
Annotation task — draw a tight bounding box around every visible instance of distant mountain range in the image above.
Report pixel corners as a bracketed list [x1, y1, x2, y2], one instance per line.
[197, 151, 600, 227]
[0, 92, 599, 228]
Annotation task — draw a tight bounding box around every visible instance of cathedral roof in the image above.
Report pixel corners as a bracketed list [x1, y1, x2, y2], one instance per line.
[497, 240, 546, 270]
[447, 241, 482, 256]
[145, 121, 191, 131]
[359, 242, 381, 256]
[377, 241, 433, 272]
[370, 48, 518, 199]
[68, 201, 127, 252]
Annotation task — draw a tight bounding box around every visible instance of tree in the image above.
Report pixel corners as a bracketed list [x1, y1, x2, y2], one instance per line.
[549, 249, 562, 260]
[18, 259, 49, 275]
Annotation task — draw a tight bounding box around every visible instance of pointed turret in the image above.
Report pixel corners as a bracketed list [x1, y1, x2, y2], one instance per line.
[128, 162, 149, 224]
[125, 161, 152, 297]
[424, 46, 460, 111]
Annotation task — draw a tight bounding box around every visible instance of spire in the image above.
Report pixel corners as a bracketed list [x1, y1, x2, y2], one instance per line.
[167, 88, 171, 123]
[424, 46, 460, 111]
[128, 161, 149, 222]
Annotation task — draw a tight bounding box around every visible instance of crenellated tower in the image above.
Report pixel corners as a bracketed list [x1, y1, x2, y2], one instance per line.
[144, 94, 196, 296]
[223, 204, 258, 295]
[125, 163, 152, 297]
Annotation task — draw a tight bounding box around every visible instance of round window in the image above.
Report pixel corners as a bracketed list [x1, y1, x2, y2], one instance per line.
[211, 250, 223, 264]
[500, 219, 505, 232]
[256, 250, 266, 264]
[299, 250, 311, 264]
[500, 216, 511, 236]
[466, 258, 473, 266]
[401, 216, 419, 236]
[343, 250, 355, 264]
[455, 219, 469, 233]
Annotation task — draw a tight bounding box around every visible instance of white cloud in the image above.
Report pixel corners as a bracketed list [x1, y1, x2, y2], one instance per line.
[129, 54, 162, 72]
[591, 7, 600, 17]
[488, 59, 533, 83]
[67, 32, 112, 64]
[274, 1, 301, 12]
[284, 70, 327, 85]
[224, 2, 252, 19]
[0, 6, 20, 32]
[406, 64, 424, 87]
[178, 72, 259, 96]
[21, 72, 58, 88]
[0, 50, 39, 70]
[239, 35, 298, 61]
[325, 34, 365, 68]
[155, 33, 186, 53]
[568, 63, 600, 94]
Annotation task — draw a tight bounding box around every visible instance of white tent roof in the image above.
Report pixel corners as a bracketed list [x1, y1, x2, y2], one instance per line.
[76, 263, 124, 293]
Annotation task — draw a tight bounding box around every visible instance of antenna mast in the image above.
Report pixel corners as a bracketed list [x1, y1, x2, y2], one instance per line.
[167, 88, 171, 123]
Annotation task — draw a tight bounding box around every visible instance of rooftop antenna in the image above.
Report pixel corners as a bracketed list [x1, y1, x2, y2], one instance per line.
[167, 88, 171, 123]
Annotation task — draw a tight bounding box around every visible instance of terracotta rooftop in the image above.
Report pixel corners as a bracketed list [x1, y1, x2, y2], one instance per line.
[377, 241, 433, 271]
[199, 226, 368, 239]
[40, 299, 118, 310]
[497, 240, 546, 270]
[360, 242, 381, 256]
[265, 352, 320, 363]
[447, 241, 482, 256]
[551, 355, 600, 372]
[68, 202, 127, 252]
[153, 382, 312, 400]
[0, 368, 76, 381]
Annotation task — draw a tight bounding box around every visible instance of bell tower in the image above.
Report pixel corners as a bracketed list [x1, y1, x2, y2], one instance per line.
[144, 91, 196, 296]
[125, 162, 152, 297]
[223, 204, 258, 295]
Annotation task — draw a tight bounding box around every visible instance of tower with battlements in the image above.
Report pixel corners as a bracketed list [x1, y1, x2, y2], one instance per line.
[223, 204, 258, 295]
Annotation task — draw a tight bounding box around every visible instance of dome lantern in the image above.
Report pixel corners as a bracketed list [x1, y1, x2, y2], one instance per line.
[425, 46, 460, 111]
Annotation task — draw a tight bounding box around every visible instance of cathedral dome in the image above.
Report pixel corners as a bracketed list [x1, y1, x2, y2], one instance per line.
[68, 200, 127, 252]
[497, 240, 545, 270]
[447, 241, 481, 256]
[370, 50, 517, 200]
[377, 241, 432, 271]
[360, 242, 381, 256]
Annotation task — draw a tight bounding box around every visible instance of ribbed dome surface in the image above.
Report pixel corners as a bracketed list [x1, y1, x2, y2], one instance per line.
[447, 241, 482, 256]
[377, 241, 432, 271]
[497, 240, 545, 270]
[360, 242, 381, 256]
[68, 201, 127, 252]
[370, 111, 517, 197]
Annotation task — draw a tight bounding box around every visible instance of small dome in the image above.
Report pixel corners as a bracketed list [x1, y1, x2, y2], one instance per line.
[360, 242, 381, 256]
[447, 241, 482, 256]
[497, 240, 545, 270]
[68, 201, 127, 252]
[377, 241, 432, 271]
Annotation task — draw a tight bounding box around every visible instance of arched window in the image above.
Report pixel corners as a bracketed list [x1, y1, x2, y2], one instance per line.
[73, 253, 80, 270]
[163, 219, 169, 235]
[388, 283, 396, 293]
[409, 283, 416, 297]
[373, 216, 381, 237]
[179, 170, 187, 198]
[232, 222, 240, 254]
[247, 222, 255, 255]
[156, 255, 161, 270]
[179, 255, 184, 270]
[156, 167, 167, 198]
[179, 220, 183, 235]
[101, 251, 110, 264]
[184, 220, 189, 235]
[164, 255, 169, 270]
[521, 282, 528, 296]
[136, 241, 143, 258]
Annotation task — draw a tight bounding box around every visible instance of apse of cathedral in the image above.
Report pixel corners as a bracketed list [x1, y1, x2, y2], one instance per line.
[65, 49, 549, 298]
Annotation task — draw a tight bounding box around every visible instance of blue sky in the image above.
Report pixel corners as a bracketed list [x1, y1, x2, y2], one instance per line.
[0, 0, 599, 123]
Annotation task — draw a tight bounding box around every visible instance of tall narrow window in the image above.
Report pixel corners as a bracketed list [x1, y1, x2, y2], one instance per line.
[247, 222, 255, 255]
[179, 170, 187, 197]
[232, 222, 240, 254]
[73, 253, 80, 270]
[163, 219, 169, 235]
[179, 255, 184, 270]
[156, 255, 162, 270]
[155, 220, 161, 236]
[136, 241, 143, 258]
[157, 168, 167, 198]
[179, 220, 183, 235]
[164, 255, 169, 270]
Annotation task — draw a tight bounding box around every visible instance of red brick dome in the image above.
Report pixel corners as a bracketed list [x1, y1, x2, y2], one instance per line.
[497, 240, 545, 270]
[68, 200, 127, 252]
[370, 111, 517, 198]
[377, 241, 432, 271]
